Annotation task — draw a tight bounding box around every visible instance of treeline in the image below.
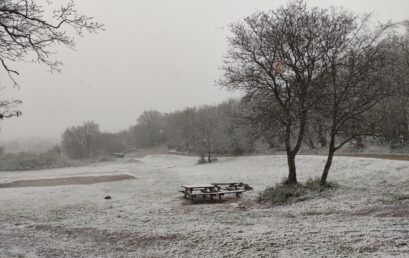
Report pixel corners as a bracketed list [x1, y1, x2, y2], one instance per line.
[60, 92, 409, 162]
[3, 89, 409, 170]
[59, 100, 258, 161]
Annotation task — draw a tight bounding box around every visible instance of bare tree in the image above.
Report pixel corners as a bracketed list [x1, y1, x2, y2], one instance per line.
[0, 99, 21, 119]
[0, 0, 103, 85]
[220, 0, 355, 184]
[61, 121, 100, 159]
[317, 20, 407, 185]
[0, 0, 102, 122]
[165, 107, 198, 152]
[217, 99, 258, 155]
[130, 110, 166, 148]
[195, 106, 222, 162]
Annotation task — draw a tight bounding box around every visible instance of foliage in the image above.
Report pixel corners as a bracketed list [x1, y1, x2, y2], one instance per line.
[0, 147, 71, 171]
[127, 99, 258, 159]
[61, 121, 129, 159]
[129, 110, 167, 148]
[61, 121, 101, 159]
[258, 178, 338, 205]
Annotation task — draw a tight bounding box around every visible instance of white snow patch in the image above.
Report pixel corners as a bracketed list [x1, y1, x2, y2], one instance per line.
[0, 154, 408, 257]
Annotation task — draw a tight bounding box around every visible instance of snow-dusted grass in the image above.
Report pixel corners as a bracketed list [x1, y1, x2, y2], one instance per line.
[1, 154, 409, 257]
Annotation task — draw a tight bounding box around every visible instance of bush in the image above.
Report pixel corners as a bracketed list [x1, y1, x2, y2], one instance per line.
[197, 156, 207, 164]
[304, 178, 338, 191]
[0, 149, 72, 171]
[258, 178, 338, 205]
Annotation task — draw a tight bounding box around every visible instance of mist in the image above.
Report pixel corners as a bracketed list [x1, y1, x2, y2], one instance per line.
[1, 0, 408, 144]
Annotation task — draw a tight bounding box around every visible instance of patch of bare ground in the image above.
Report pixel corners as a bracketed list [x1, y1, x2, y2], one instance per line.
[335, 153, 409, 161]
[298, 152, 409, 161]
[0, 174, 136, 188]
[353, 200, 409, 218]
[28, 224, 184, 257]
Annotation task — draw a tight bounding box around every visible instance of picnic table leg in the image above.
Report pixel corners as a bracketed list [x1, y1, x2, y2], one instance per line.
[218, 194, 222, 200]
[210, 195, 213, 201]
[188, 188, 193, 199]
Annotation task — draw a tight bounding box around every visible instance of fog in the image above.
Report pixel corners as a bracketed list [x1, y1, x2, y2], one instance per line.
[0, 0, 408, 143]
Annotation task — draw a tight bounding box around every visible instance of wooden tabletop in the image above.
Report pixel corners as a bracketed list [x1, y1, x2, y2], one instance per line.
[211, 182, 239, 185]
[181, 184, 215, 189]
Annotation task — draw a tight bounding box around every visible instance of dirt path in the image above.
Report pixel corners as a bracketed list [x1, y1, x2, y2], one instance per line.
[335, 153, 409, 161]
[0, 174, 136, 188]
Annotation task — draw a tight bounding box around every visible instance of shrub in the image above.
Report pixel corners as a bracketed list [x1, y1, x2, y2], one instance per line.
[258, 178, 338, 205]
[0, 149, 72, 171]
[197, 156, 207, 164]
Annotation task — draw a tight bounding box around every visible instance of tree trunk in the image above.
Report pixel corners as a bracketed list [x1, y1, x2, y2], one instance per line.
[286, 153, 298, 184]
[318, 123, 327, 147]
[321, 136, 335, 186]
[282, 110, 307, 185]
[207, 149, 211, 163]
[307, 136, 316, 149]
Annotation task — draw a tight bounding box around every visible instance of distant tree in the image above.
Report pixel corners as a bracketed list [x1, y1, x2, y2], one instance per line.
[221, 0, 353, 184]
[372, 97, 409, 148]
[164, 100, 257, 157]
[61, 121, 100, 159]
[95, 132, 127, 155]
[195, 106, 223, 162]
[238, 92, 285, 150]
[130, 110, 166, 148]
[217, 99, 258, 155]
[165, 107, 198, 152]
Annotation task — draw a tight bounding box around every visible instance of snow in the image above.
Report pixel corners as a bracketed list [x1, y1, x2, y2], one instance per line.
[1, 154, 409, 257]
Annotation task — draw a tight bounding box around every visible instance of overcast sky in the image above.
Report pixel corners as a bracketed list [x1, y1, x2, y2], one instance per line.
[0, 0, 408, 142]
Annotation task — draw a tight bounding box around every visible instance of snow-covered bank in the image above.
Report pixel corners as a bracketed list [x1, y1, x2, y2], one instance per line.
[0, 154, 408, 257]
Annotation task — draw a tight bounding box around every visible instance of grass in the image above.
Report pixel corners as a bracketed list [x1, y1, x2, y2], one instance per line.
[258, 178, 338, 205]
[0, 151, 72, 171]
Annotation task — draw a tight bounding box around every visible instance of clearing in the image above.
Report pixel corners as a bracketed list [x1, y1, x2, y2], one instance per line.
[0, 154, 408, 257]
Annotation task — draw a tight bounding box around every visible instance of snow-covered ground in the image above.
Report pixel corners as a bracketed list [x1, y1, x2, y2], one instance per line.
[1, 154, 409, 257]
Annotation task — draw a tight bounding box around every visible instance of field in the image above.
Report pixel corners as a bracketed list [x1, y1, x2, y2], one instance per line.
[1, 154, 409, 257]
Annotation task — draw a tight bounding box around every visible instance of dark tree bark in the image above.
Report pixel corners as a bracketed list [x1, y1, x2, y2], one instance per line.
[320, 136, 335, 185]
[286, 153, 297, 184]
[318, 121, 327, 147]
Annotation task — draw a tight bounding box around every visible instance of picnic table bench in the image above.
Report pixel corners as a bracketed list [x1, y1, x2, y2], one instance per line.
[188, 189, 246, 200]
[180, 183, 251, 202]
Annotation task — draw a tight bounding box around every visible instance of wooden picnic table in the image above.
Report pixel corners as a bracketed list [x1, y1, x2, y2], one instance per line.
[211, 182, 240, 190]
[181, 184, 218, 199]
[180, 183, 250, 201]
